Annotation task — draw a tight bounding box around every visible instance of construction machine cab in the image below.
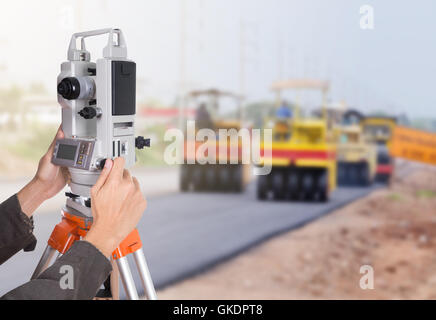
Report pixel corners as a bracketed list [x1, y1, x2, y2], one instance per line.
[337, 125, 361, 144]
[361, 116, 397, 146]
[186, 89, 243, 132]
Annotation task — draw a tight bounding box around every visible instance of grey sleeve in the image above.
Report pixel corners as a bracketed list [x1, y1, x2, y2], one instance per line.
[1, 241, 112, 300]
[0, 194, 37, 265]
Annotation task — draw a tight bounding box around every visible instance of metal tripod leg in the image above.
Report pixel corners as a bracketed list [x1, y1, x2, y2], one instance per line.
[116, 257, 139, 300]
[31, 245, 57, 280]
[133, 248, 157, 300]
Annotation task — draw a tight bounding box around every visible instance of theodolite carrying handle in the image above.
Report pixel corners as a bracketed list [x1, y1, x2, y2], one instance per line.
[67, 28, 127, 61]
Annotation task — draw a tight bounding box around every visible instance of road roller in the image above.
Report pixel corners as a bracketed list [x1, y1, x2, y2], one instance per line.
[179, 89, 251, 192]
[360, 116, 397, 183]
[334, 124, 377, 186]
[257, 79, 337, 202]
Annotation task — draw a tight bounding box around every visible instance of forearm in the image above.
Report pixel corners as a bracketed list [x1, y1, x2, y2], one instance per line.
[0, 195, 37, 265]
[17, 178, 48, 218]
[1, 241, 112, 300]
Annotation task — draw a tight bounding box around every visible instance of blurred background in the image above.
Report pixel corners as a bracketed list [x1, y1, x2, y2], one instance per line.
[1, 0, 436, 299]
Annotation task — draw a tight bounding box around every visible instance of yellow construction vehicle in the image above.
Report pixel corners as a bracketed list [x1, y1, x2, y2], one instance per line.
[257, 79, 336, 201]
[334, 124, 377, 186]
[360, 116, 397, 183]
[179, 89, 251, 192]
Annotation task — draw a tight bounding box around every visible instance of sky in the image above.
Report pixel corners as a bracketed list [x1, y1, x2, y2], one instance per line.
[0, 0, 434, 117]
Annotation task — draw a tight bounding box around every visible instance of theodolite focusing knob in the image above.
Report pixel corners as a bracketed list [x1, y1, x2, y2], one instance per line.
[78, 107, 97, 119]
[135, 136, 150, 149]
[96, 158, 107, 170]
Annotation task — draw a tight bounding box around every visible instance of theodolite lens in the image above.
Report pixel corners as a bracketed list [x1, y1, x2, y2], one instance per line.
[57, 77, 95, 100]
[57, 77, 80, 100]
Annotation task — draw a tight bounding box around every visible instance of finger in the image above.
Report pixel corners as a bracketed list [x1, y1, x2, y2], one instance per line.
[61, 167, 71, 184]
[92, 159, 113, 193]
[132, 177, 146, 208]
[47, 125, 64, 154]
[132, 176, 140, 191]
[123, 169, 132, 183]
[108, 157, 125, 183]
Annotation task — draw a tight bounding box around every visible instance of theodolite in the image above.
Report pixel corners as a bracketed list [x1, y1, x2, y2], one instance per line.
[31, 28, 156, 300]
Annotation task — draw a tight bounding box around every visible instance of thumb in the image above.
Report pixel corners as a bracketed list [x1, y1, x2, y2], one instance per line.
[92, 159, 113, 194]
[47, 126, 64, 155]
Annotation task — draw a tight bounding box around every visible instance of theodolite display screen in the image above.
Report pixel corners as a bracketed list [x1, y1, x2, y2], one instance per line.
[52, 139, 94, 170]
[57, 144, 77, 160]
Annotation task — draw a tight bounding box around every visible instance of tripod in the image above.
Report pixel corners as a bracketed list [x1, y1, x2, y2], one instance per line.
[31, 206, 157, 300]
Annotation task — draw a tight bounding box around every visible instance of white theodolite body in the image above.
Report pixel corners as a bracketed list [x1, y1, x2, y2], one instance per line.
[52, 28, 148, 216]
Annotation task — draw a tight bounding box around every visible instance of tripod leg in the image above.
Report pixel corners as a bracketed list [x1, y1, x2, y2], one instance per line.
[116, 257, 139, 300]
[133, 248, 157, 300]
[31, 245, 56, 280]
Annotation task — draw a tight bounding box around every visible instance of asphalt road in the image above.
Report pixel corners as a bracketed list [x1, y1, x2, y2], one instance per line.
[0, 182, 382, 297]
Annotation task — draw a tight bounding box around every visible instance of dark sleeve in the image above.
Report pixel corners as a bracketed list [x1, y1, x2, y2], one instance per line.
[0, 195, 37, 265]
[1, 241, 112, 300]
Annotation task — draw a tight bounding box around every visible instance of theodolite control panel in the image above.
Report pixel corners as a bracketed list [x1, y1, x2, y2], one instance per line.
[53, 138, 95, 170]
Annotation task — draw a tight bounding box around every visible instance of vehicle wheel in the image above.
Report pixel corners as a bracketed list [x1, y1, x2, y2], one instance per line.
[319, 188, 329, 202]
[257, 174, 268, 200]
[218, 165, 231, 191]
[204, 165, 216, 191]
[180, 165, 190, 192]
[302, 171, 315, 200]
[272, 170, 285, 200]
[192, 165, 205, 191]
[317, 170, 329, 202]
[337, 162, 346, 185]
[287, 170, 299, 200]
[360, 163, 370, 186]
[232, 165, 244, 193]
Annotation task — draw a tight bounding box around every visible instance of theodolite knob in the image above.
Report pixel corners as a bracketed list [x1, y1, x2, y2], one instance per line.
[78, 107, 97, 119]
[135, 136, 150, 149]
[96, 158, 106, 170]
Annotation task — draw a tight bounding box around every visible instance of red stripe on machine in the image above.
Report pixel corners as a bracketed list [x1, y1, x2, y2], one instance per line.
[261, 149, 335, 160]
[377, 164, 393, 174]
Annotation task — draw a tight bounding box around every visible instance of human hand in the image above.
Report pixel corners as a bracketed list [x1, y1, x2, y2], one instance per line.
[34, 126, 70, 199]
[18, 126, 70, 217]
[84, 158, 147, 257]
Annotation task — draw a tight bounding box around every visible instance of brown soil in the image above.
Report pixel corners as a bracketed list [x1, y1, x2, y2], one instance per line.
[158, 166, 436, 299]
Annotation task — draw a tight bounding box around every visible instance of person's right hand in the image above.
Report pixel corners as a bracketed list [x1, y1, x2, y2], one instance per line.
[84, 157, 147, 257]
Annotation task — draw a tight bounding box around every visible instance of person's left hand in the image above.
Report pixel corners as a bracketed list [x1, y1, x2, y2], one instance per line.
[18, 126, 70, 217]
[34, 126, 70, 200]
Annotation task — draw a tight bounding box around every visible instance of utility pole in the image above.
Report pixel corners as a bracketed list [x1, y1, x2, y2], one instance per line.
[239, 19, 246, 122]
[277, 35, 284, 81]
[239, 17, 258, 124]
[179, 0, 187, 130]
